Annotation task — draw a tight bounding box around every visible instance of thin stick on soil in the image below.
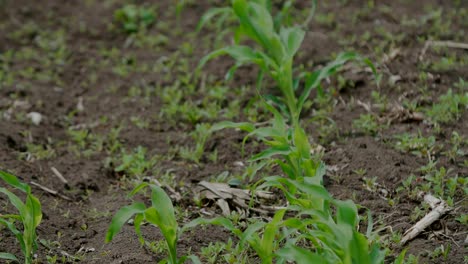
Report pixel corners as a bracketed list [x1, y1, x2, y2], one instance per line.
[30, 181, 72, 201]
[419, 40, 468, 61]
[51, 167, 69, 186]
[400, 193, 452, 245]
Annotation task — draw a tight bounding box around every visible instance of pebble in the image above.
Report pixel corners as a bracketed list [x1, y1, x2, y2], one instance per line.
[26, 112, 43, 125]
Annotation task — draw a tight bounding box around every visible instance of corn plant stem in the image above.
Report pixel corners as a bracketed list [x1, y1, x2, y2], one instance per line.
[278, 60, 300, 128]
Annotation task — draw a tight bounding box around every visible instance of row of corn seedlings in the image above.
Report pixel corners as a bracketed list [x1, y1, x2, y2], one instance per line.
[0, 1, 398, 263]
[108, 0, 387, 263]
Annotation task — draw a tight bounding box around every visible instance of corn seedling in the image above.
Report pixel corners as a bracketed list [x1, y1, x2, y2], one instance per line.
[106, 183, 200, 264]
[190, 0, 385, 263]
[0, 170, 42, 264]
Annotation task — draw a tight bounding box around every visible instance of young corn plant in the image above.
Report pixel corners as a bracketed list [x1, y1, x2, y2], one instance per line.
[0, 170, 42, 264]
[190, 0, 384, 263]
[106, 183, 200, 264]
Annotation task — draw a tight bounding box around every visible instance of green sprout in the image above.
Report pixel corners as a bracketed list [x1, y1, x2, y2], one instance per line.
[106, 183, 200, 264]
[114, 4, 156, 34]
[0, 170, 42, 264]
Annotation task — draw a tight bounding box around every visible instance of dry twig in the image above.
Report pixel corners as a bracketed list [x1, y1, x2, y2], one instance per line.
[401, 193, 452, 245]
[420, 40, 468, 61]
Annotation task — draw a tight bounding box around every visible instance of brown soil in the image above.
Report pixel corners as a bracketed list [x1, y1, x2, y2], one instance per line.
[0, 0, 467, 263]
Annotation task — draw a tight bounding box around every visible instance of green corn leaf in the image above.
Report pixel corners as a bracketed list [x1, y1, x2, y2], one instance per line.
[26, 194, 42, 230]
[247, 127, 285, 140]
[182, 217, 240, 236]
[198, 45, 259, 69]
[287, 179, 331, 201]
[0, 252, 18, 261]
[263, 99, 287, 132]
[105, 202, 146, 243]
[275, 159, 297, 179]
[301, 0, 318, 28]
[148, 184, 177, 235]
[298, 52, 361, 113]
[369, 243, 386, 264]
[293, 126, 311, 159]
[0, 217, 26, 255]
[334, 199, 358, 227]
[393, 248, 408, 264]
[129, 182, 150, 197]
[232, 0, 274, 48]
[277, 244, 328, 264]
[239, 221, 264, 246]
[261, 209, 286, 258]
[279, 27, 305, 59]
[180, 255, 202, 264]
[134, 213, 145, 245]
[249, 145, 291, 162]
[211, 121, 255, 133]
[0, 170, 30, 193]
[366, 210, 374, 239]
[349, 232, 371, 264]
[144, 207, 178, 263]
[251, 0, 272, 10]
[196, 7, 232, 32]
[0, 187, 26, 218]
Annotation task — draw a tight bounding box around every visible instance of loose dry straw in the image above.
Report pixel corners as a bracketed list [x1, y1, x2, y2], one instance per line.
[419, 40, 468, 61]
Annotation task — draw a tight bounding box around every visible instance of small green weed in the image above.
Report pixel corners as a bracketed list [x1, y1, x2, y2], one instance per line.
[425, 89, 468, 125]
[179, 123, 211, 164]
[353, 113, 381, 135]
[114, 5, 156, 34]
[114, 146, 158, 177]
[394, 132, 437, 158]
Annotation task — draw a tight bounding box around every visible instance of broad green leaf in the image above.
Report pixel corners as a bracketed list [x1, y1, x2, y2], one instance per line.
[277, 245, 328, 264]
[247, 127, 285, 140]
[232, 0, 274, 48]
[211, 121, 255, 133]
[0, 252, 18, 261]
[26, 195, 42, 229]
[239, 221, 264, 246]
[198, 45, 261, 70]
[261, 209, 286, 257]
[182, 217, 240, 236]
[280, 27, 305, 59]
[334, 199, 358, 227]
[105, 202, 146, 243]
[148, 184, 177, 233]
[293, 126, 311, 159]
[298, 52, 362, 113]
[249, 145, 291, 162]
[144, 207, 178, 263]
[350, 232, 372, 264]
[288, 179, 331, 201]
[0, 218, 26, 254]
[393, 248, 408, 264]
[180, 255, 202, 264]
[0, 187, 26, 217]
[134, 213, 145, 245]
[0, 170, 30, 193]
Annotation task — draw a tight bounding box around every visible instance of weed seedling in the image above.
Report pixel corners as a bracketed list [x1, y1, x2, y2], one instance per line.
[114, 4, 156, 34]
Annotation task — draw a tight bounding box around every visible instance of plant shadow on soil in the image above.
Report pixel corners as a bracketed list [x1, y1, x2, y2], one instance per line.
[0, 0, 467, 263]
